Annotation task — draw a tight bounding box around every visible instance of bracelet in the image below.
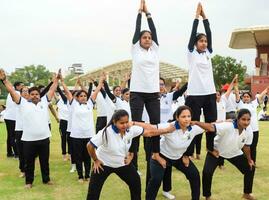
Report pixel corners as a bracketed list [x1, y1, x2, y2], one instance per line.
[93, 158, 98, 162]
[133, 121, 135, 126]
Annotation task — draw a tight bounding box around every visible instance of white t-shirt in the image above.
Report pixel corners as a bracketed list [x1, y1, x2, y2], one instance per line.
[69, 99, 95, 138]
[90, 125, 144, 168]
[15, 103, 23, 131]
[4, 92, 20, 120]
[187, 49, 216, 96]
[96, 93, 108, 117]
[237, 99, 259, 132]
[214, 121, 253, 159]
[160, 92, 174, 123]
[158, 122, 204, 160]
[115, 97, 132, 121]
[130, 41, 160, 93]
[57, 99, 69, 121]
[225, 93, 237, 112]
[20, 96, 51, 141]
[172, 96, 185, 114]
[217, 96, 227, 122]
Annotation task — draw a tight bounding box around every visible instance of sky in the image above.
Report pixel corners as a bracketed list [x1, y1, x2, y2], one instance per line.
[0, 0, 268, 75]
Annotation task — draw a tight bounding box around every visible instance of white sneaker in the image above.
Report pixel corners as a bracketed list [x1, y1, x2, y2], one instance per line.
[70, 164, 76, 173]
[162, 191, 175, 200]
[137, 170, 142, 176]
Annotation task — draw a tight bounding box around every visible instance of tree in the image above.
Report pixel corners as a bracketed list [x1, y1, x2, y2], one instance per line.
[63, 73, 77, 86]
[212, 55, 247, 89]
[8, 65, 52, 86]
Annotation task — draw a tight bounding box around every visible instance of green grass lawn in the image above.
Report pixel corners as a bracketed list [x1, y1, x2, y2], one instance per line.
[0, 115, 269, 200]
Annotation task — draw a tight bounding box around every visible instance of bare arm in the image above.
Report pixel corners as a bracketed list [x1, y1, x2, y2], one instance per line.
[0, 69, 20, 104]
[224, 75, 238, 99]
[242, 145, 255, 170]
[191, 121, 215, 132]
[90, 75, 105, 102]
[257, 86, 269, 103]
[61, 81, 73, 102]
[49, 104, 59, 123]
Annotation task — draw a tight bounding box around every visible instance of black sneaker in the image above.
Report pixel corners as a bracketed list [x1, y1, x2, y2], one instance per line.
[7, 153, 14, 158]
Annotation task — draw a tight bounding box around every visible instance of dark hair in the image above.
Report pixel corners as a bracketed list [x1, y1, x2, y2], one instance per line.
[75, 90, 88, 98]
[102, 110, 129, 143]
[71, 90, 78, 96]
[168, 105, 192, 122]
[13, 81, 23, 89]
[195, 33, 207, 44]
[237, 109, 251, 120]
[19, 86, 28, 94]
[37, 85, 45, 90]
[242, 92, 252, 98]
[160, 77, 165, 84]
[28, 87, 40, 95]
[122, 88, 129, 95]
[113, 86, 121, 92]
[140, 30, 152, 40]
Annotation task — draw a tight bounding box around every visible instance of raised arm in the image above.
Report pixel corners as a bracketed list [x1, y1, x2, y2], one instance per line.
[257, 86, 269, 103]
[90, 75, 105, 102]
[57, 86, 67, 104]
[188, 3, 201, 52]
[0, 69, 20, 104]
[60, 78, 73, 102]
[224, 75, 238, 99]
[201, 4, 212, 53]
[40, 81, 53, 98]
[172, 82, 188, 101]
[143, 1, 158, 45]
[103, 81, 116, 102]
[47, 71, 60, 101]
[132, 0, 143, 44]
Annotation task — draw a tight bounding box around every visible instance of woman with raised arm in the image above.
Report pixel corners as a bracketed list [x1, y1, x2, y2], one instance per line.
[86, 109, 175, 200]
[60, 73, 104, 182]
[0, 69, 60, 188]
[193, 109, 256, 200]
[184, 2, 217, 158]
[129, 0, 163, 183]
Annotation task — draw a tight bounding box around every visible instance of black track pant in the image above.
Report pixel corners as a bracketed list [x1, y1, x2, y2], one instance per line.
[87, 164, 141, 200]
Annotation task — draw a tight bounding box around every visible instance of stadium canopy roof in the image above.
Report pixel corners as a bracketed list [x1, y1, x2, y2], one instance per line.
[78, 60, 188, 83]
[229, 26, 269, 49]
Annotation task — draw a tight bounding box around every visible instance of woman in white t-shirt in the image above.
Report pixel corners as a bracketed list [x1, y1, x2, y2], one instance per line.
[60, 75, 104, 182]
[235, 87, 268, 163]
[134, 106, 204, 200]
[193, 109, 256, 200]
[129, 0, 164, 180]
[185, 3, 217, 158]
[0, 69, 60, 188]
[86, 109, 175, 200]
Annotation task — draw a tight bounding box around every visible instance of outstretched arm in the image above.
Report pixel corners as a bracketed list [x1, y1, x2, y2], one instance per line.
[191, 121, 215, 132]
